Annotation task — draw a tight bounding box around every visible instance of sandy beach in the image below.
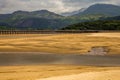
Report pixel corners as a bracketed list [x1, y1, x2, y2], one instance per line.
[0, 65, 120, 80]
[0, 33, 120, 80]
[0, 32, 120, 54]
[37, 70, 120, 80]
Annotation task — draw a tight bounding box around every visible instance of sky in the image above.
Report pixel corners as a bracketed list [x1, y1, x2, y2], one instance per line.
[0, 0, 120, 14]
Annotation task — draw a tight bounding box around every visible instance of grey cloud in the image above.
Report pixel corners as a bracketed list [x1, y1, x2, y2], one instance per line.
[61, 0, 113, 12]
[0, 1, 7, 9]
[0, 0, 119, 14]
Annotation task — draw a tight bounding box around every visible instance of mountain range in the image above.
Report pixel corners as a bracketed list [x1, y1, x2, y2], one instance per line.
[74, 4, 120, 16]
[0, 4, 120, 30]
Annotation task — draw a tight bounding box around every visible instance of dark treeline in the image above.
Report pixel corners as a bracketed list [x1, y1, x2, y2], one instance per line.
[62, 20, 120, 30]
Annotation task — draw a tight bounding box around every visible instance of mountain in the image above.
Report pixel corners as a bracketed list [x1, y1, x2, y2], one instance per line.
[0, 4, 120, 30]
[12, 10, 63, 19]
[0, 9, 97, 30]
[0, 10, 63, 21]
[0, 10, 66, 30]
[0, 10, 64, 24]
[74, 4, 120, 16]
[61, 8, 86, 16]
[10, 18, 69, 30]
[62, 14, 120, 30]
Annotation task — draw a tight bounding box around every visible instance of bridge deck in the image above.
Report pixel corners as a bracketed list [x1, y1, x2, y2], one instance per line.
[0, 30, 118, 34]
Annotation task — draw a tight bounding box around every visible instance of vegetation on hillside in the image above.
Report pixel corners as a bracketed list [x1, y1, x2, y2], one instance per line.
[0, 4, 120, 30]
[62, 20, 120, 30]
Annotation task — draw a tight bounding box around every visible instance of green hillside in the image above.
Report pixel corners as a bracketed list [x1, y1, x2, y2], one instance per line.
[62, 20, 120, 30]
[0, 4, 120, 30]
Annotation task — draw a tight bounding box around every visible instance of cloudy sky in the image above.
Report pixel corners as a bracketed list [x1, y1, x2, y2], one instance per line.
[0, 0, 120, 14]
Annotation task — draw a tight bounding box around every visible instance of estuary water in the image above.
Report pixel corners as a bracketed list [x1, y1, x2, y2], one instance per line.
[0, 53, 119, 66]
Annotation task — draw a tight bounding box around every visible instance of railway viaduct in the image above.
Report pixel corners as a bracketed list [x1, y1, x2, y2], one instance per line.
[0, 30, 100, 34]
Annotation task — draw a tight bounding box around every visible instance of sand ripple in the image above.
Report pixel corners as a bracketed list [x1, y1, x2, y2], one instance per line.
[37, 70, 120, 80]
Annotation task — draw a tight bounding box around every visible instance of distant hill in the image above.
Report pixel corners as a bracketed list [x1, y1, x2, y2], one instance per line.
[0, 10, 66, 30]
[0, 9, 102, 30]
[11, 10, 63, 19]
[0, 4, 120, 30]
[67, 4, 120, 24]
[10, 18, 70, 30]
[74, 4, 120, 16]
[0, 22, 13, 30]
[62, 4, 120, 30]
[0, 10, 63, 22]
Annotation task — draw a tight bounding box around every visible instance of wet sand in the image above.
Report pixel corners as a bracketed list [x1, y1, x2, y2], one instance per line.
[89, 33, 120, 38]
[0, 53, 119, 66]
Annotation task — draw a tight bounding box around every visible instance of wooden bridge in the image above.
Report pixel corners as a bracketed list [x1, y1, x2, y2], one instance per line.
[0, 30, 119, 34]
[0, 30, 101, 34]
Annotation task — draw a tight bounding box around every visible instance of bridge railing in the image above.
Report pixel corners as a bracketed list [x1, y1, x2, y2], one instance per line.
[0, 30, 119, 34]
